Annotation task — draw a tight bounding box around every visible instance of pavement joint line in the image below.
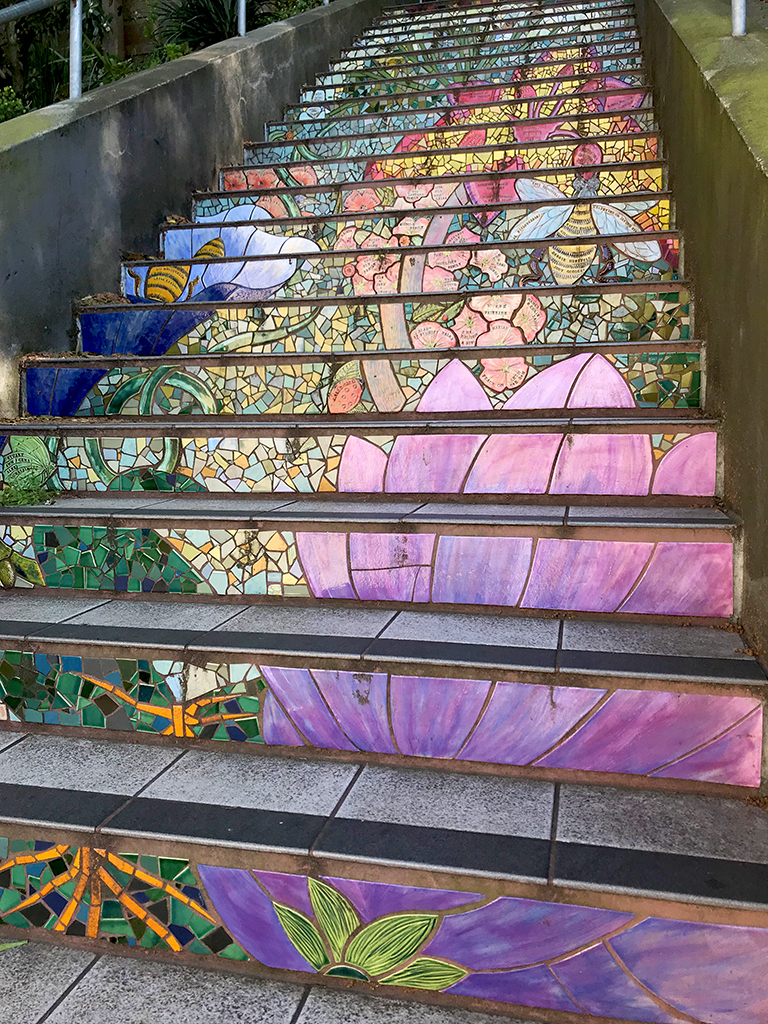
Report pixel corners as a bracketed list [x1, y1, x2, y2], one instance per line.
[555, 618, 566, 674]
[548, 784, 561, 886]
[33, 953, 102, 1024]
[94, 748, 189, 834]
[309, 763, 365, 857]
[289, 985, 313, 1024]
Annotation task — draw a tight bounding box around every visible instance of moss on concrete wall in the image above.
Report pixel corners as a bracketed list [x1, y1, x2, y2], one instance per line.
[636, 0, 768, 655]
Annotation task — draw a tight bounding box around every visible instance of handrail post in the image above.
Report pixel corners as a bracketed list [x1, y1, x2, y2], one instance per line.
[237, 0, 246, 35]
[732, 0, 746, 36]
[69, 0, 83, 98]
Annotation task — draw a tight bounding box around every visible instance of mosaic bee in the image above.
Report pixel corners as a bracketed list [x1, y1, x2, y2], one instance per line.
[510, 171, 663, 286]
[128, 238, 226, 302]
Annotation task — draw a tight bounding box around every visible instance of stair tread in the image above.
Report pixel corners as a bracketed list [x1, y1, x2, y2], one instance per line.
[0, 495, 734, 529]
[1, 734, 767, 906]
[0, 592, 759, 682]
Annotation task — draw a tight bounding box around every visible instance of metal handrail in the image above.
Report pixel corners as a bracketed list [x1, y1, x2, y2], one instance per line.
[732, 0, 746, 35]
[0, 0, 251, 100]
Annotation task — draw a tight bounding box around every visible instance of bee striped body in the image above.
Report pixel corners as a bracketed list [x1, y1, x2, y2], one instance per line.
[548, 203, 598, 285]
[142, 237, 226, 302]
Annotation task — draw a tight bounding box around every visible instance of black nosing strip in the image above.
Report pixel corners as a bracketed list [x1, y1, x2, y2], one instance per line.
[190, 631, 372, 658]
[316, 818, 550, 880]
[95, 748, 189, 833]
[554, 843, 768, 906]
[559, 650, 767, 683]
[101, 796, 327, 854]
[365, 637, 558, 671]
[310, 763, 365, 856]
[0, 783, 125, 832]
[35, 955, 102, 1024]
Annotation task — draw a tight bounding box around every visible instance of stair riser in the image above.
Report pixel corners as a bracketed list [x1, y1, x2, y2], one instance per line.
[218, 162, 666, 212]
[234, 135, 663, 187]
[0, 650, 761, 788]
[330, 28, 640, 71]
[0, 518, 734, 618]
[271, 90, 653, 138]
[0, 427, 716, 498]
[76, 288, 690, 366]
[343, 17, 638, 56]
[292, 72, 647, 114]
[25, 349, 700, 419]
[362, 8, 636, 43]
[177, 194, 673, 254]
[253, 110, 656, 161]
[376, 0, 635, 28]
[121, 236, 680, 307]
[310, 51, 644, 96]
[1, 832, 767, 1023]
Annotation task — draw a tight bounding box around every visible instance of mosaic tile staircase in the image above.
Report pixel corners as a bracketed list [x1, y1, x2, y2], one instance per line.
[2, 1, 768, 1021]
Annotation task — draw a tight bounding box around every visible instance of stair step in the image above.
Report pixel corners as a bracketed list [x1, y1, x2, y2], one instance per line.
[364, 2, 635, 39]
[0, 496, 735, 618]
[252, 108, 657, 163]
[306, 52, 644, 101]
[342, 16, 637, 58]
[118, 231, 679, 310]
[0, 735, 767, 1021]
[0, 415, 717, 497]
[179, 191, 673, 255]
[217, 160, 666, 214]
[0, 592, 761, 786]
[24, 345, 701, 419]
[329, 27, 640, 73]
[272, 85, 652, 138]
[377, 0, 631, 25]
[291, 69, 647, 116]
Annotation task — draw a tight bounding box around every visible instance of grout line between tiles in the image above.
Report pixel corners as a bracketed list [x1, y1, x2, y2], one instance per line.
[94, 749, 189, 834]
[548, 783, 561, 886]
[309, 763, 365, 857]
[34, 954, 102, 1024]
[288, 985, 313, 1024]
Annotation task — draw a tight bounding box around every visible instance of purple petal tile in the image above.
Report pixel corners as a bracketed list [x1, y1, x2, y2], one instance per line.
[521, 539, 653, 612]
[418, 360, 493, 412]
[504, 353, 591, 409]
[536, 690, 759, 777]
[425, 897, 634, 969]
[352, 566, 430, 602]
[260, 666, 357, 751]
[619, 542, 733, 617]
[262, 690, 305, 747]
[651, 706, 763, 787]
[652, 433, 717, 496]
[326, 876, 482, 924]
[431, 535, 533, 605]
[311, 669, 397, 754]
[464, 434, 562, 494]
[349, 532, 435, 570]
[459, 683, 605, 765]
[390, 675, 491, 758]
[198, 865, 316, 972]
[551, 433, 654, 495]
[552, 942, 683, 1022]
[338, 437, 387, 493]
[568, 354, 636, 409]
[612, 918, 768, 1024]
[296, 532, 355, 599]
[448, 965, 582, 1011]
[253, 870, 313, 919]
[385, 435, 485, 493]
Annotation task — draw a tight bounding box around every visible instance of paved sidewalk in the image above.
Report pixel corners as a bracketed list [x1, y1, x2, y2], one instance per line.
[0, 941, 534, 1024]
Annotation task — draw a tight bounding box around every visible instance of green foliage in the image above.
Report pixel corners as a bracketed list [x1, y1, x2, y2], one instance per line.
[155, 0, 321, 49]
[0, 481, 58, 507]
[0, 86, 26, 122]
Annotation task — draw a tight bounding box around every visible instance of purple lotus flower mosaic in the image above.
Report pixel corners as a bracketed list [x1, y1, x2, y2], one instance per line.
[259, 668, 762, 786]
[338, 356, 717, 498]
[197, 868, 768, 1023]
